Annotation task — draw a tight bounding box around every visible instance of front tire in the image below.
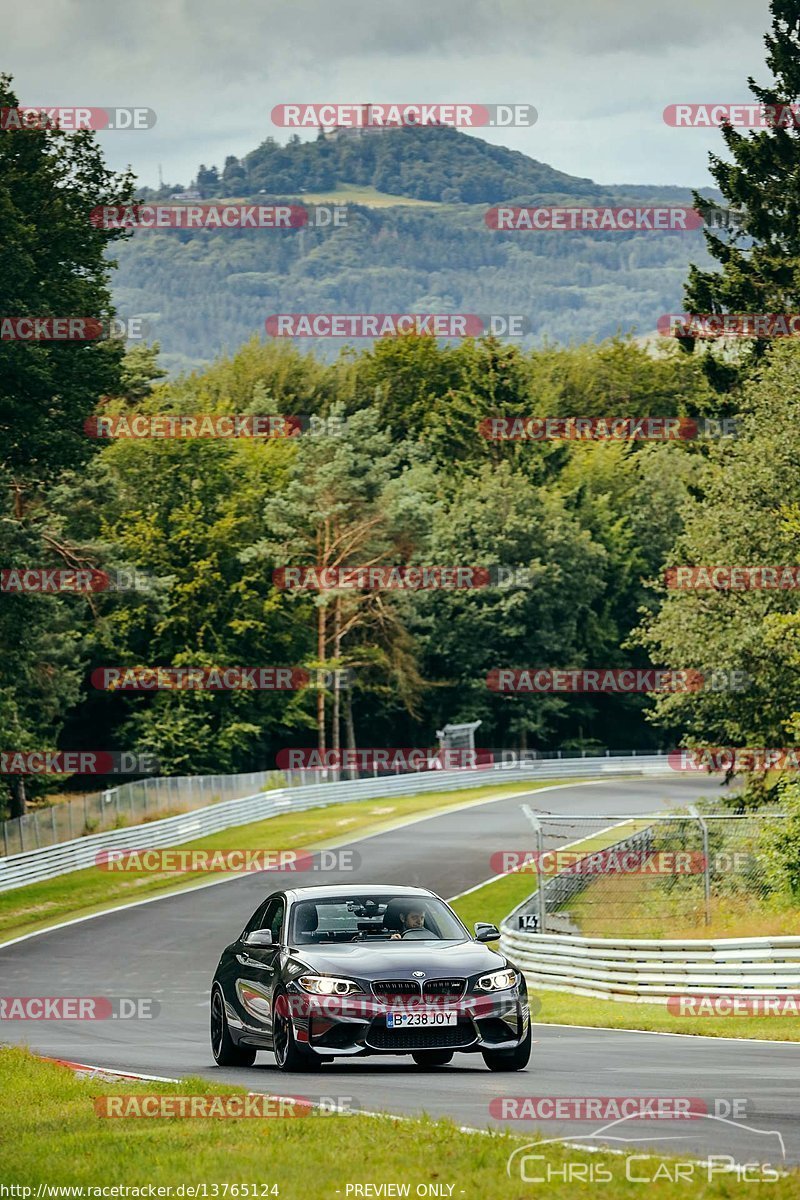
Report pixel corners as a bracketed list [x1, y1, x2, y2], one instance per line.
[481, 1021, 531, 1072]
[211, 986, 257, 1067]
[411, 1050, 454, 1069]
[272, 989, 319, 1072]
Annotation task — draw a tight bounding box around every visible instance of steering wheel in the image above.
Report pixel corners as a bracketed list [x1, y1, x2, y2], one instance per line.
[400, 928, 430, 939]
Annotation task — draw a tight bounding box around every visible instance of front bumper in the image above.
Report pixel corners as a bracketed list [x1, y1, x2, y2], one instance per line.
[291, 988, 529, 1056]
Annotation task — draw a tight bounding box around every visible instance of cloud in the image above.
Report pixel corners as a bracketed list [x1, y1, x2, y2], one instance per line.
[2, 0, 772, 187]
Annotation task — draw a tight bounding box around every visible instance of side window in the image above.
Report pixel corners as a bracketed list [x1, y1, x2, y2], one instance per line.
[261, 897, 285, 944]
[243, 895, 278, 938]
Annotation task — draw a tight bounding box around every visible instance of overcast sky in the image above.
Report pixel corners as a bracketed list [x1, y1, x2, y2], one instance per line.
[4, 0, 772, 190]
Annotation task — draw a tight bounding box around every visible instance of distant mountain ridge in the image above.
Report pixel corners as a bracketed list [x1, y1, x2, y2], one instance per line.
[152, 124, 715, 208]
[120, 126, 721, 374]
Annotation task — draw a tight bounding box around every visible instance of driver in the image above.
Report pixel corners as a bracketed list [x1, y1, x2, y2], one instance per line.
[389, 906, 426, 939]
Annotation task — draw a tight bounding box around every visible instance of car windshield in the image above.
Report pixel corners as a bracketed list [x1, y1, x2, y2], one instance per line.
[288, 894, 468, 945]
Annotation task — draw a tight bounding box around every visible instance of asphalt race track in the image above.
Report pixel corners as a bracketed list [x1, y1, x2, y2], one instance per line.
[2, 775, 797, 1169]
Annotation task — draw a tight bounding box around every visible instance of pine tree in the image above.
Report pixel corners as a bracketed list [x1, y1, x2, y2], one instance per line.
[686, 2, 800, 329]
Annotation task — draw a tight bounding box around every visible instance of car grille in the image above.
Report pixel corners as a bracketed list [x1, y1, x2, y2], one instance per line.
[367, 1022, 476, 1051]
[423, 978, 466, 998]
[371, 978, 466, 1000]
[372, 980, 422, 998]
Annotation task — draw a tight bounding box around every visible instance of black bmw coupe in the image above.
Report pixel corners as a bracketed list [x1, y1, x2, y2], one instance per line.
[210, 884, 531, 1071]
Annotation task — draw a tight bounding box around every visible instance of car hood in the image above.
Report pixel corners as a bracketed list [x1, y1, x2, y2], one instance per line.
[288, 939, 506, 978]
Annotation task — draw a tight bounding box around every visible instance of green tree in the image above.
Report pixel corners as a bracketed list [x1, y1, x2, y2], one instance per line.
[686, 2, 800, 360]
[638, 341, 800, 786]
[242, 405, 431, 755]
[414, 460, 608, 749]
[0, 75, 135, 815]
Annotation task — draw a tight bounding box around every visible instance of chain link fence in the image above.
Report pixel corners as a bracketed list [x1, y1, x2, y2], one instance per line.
[505, 808, 788, 936]
[0, 769, 292, 856]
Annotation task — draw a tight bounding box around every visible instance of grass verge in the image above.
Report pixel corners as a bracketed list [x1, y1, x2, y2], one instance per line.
[2, 1047, 795, 1195]
[0, 779, 559, 945]
[533, 990, 800, 1041]
[566, 870, 800, 939]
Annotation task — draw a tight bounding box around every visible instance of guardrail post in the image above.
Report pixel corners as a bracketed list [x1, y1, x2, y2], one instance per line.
[521, 804, 547, 934]
[689, 804, 711, 925]
[536, 820, 547, 933]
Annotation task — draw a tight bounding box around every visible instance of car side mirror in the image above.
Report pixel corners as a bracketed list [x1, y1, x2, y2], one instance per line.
[244, 929, 274, 947]
[474, 922, 501, 943]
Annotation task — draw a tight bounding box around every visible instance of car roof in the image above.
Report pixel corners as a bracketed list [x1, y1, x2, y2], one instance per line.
[281, 884, 437, 903]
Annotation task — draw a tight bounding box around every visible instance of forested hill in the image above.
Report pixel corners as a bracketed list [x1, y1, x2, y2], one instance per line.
[157, 124, 710, 207]
[117, 126, 720, 374]
[246, 123, 592, 203]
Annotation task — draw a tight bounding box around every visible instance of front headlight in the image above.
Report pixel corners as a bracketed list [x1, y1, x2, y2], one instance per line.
[297, 974, 363, 996]
[475, 968, 518, 992]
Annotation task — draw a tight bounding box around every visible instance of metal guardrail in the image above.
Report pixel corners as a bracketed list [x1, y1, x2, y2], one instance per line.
[0, 747, 658, 855]
[0, 754, 671, 892]
[500, 927, 800, 1001]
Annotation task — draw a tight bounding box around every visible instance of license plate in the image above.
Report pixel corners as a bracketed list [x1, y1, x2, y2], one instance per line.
[386, 1010, 457, 1028]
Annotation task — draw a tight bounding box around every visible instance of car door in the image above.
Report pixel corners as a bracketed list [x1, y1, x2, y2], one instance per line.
[233, 894, 285, 1040]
